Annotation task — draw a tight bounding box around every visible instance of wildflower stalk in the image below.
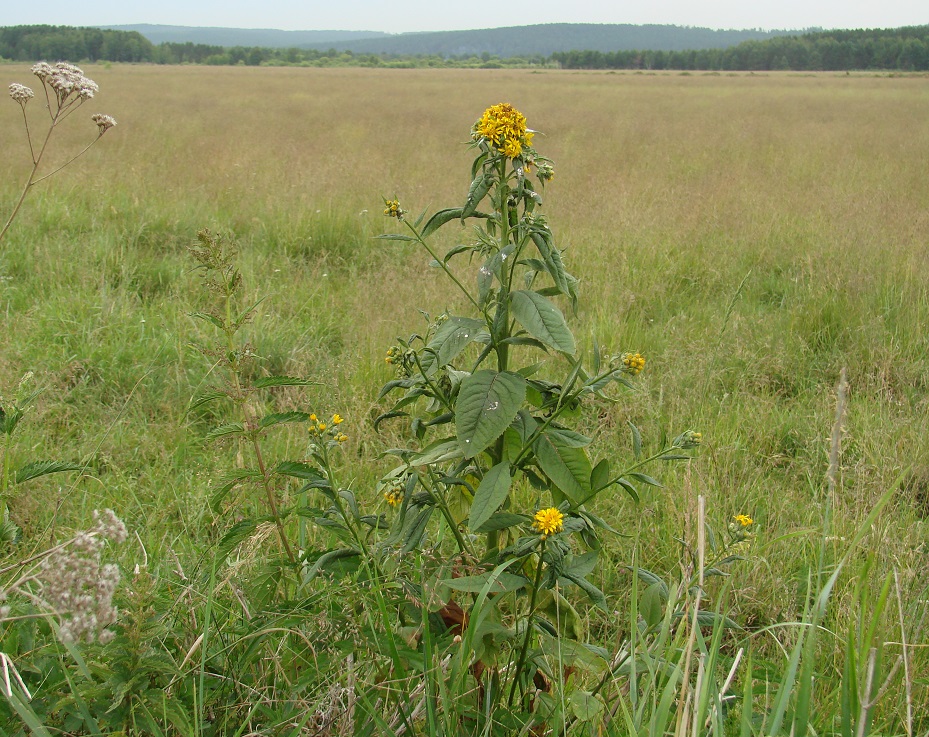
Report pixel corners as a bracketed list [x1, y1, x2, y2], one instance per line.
[2, 63, 116, 246]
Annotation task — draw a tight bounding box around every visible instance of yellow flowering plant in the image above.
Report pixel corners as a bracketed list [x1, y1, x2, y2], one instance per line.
[370, 103, 702, 720]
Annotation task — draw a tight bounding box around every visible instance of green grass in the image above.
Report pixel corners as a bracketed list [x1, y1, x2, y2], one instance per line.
[1, 65, 928, 734]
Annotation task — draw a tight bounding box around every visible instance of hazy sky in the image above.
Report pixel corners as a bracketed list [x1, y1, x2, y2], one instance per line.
[6, 0, 926, 34]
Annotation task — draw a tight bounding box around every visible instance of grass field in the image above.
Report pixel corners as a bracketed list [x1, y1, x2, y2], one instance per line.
[1, 64, 928, 734]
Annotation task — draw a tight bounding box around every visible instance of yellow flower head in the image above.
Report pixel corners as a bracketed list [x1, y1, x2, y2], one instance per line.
[622, 352, 646, 375]
[384, 199, 404, 219]
[384, 487, 404, 507]
[734, 514, 754, 527]
[310, 414, 317, 421]
[532, 507, 565, 537]
[332, 414, 344, 425]
[474, 103, 532, 160]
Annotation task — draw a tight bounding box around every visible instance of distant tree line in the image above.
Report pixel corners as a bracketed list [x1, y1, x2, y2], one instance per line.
[2, 24, 928, 71]
[553, 26, 929, 71]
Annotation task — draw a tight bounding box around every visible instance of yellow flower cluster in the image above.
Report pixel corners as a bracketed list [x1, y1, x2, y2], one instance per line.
[383, 199, 404, 219]
[383, 484, 404, 507]
[733, 514, 754, 527]
[474, 103, 534, 159]
[532, 507, 565, 538]
[309, 413, 348, 443]
[385, 346, 399, 364]
[622, 352, 646, 375]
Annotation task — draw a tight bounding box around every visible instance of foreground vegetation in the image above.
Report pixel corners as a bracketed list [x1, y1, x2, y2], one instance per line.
[1, 65, 928, 734]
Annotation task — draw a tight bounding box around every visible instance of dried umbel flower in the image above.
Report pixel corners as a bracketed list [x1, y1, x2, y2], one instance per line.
[93, 507, 128, 543]
[91, 113, 117, 134]
[9, 83, 34, 103]
[0, 509, 130, 645]
[43, 61, 98, 102]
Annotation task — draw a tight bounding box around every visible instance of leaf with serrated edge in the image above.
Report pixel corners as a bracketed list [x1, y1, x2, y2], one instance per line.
[509, 290, 576, 354]
[455, 370, 526, 459]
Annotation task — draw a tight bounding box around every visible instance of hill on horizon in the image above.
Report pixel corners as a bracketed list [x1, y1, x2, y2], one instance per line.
[102, 22, 801, 56]
[100, 24, 389, 47]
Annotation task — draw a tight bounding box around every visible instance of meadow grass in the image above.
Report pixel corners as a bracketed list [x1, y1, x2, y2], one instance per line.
[1, 65, 928, 733]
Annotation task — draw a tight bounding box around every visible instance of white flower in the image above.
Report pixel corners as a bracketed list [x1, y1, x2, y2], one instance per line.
[8, 83, 34, 103]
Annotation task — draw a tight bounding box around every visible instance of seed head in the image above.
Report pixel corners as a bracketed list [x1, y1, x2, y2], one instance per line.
[91, 113, 117, 134]
[9, 83, 34, 103]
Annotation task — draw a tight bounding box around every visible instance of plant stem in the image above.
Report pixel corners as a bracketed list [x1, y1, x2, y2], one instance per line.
[508, 541, 547, 706]
[0, 98, 63, 245]
[250, 434, 296, 565]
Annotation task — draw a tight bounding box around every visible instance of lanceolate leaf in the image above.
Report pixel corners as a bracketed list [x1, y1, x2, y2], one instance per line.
[468, 461, 512, 532]
[253, 376, 320, 389]
[422, 208, 464, 238]
[533, 430, 592, 503]
[204, 422, 246, 441]
[13, 461, 83, 484]
[463, 170, 492, 218]
[509, 290, 576, 355]
[456, 370, 526, 459]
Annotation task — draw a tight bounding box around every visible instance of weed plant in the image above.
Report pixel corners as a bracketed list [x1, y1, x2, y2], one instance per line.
[0, 65, 927, 734]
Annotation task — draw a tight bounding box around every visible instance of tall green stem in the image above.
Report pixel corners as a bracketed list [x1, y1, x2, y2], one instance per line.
[508, 542, 547, 705]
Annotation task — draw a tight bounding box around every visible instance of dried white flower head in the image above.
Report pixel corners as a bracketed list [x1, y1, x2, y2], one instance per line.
[91, 113, 117, 134]
[42, 62, 98, 104]
[9, 83, 34, 103]
[93, 508, 128, 543]
[31, 62, 54, 80]
[29, 510, 127, 644]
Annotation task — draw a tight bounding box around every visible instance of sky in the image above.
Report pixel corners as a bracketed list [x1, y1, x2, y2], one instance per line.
[5, 0, 926, 34]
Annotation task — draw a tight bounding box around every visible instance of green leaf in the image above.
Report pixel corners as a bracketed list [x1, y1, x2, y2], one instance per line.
[629, 422, 642, 460]
[375, 233, 417, 242]
[562, 551, 599, 579]
[641, 582, 666, 628]
[530, 230, 573, 298]
[455, 370, 526, 459]
[259, 411, 311, 428]
[468, 461, 512, 532]
[546, 425, 591, 448]
[13, 460, 83, 484]
[590, 458, 611, 492]
[422, 208, 463, 238]
[217, 519, 259, 560]
[204, 422, 246, 441]
[189, 311, 224, 329]
[564, 572, 608, 610]
[210, 469, 263, 511]
[420, 317, 487, 375]
[273, 461, 325, 481]
[617, 477, 640, 502]
[303, 548, 361, 583]
[463, 170, 492, 218]
[509, 290, 576, 354]
[628, 472, 663, 488]
[474, 512, 530, 533]
[444, 571, 529, 593]
[409, 438, 463, 466]
[569, 690, 605, 722]
[533, 430, 591, 503]
[187, 389, 228, 413]
[253, 376, 320, 388]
